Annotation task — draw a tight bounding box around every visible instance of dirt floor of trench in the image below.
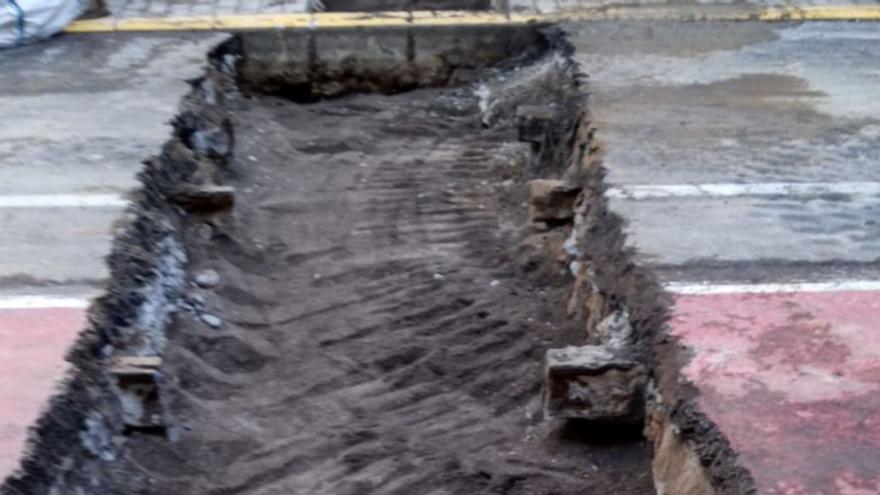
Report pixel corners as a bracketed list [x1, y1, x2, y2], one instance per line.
[114, 66, 655, 493]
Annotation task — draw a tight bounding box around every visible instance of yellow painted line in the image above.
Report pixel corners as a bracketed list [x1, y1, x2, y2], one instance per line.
[65, 11, 533, 32]
[64, 5, 880, 33]
[759, 5, 880, 20]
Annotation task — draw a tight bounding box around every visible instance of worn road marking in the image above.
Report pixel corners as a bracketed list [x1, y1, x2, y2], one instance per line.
[0, 194, 128, 208]
[607, 182, 880, 200]
[0, 296, 91, 309]
[665, 280, 880, 295]
[64, 6, 880, 33]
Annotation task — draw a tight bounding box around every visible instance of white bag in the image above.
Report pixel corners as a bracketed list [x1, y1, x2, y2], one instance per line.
[1, 0, 85, 47]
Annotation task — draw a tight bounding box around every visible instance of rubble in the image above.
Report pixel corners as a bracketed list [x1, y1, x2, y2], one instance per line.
[108, 356, 165, 431]
[528, 179, 581, 224]
[194, 269, 220, 288]
[544, 345, 646, 421]
[171, 184, 235, 213]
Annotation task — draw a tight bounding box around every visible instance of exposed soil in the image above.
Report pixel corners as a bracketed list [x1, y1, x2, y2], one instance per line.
[117, 69, 654, 493]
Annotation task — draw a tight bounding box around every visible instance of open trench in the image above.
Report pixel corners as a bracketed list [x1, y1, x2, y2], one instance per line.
[124, 48, 654, 495]
[1, 25, 685, 495]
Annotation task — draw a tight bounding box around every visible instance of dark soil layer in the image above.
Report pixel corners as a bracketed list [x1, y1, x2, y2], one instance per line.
[117, 77, 654, 493]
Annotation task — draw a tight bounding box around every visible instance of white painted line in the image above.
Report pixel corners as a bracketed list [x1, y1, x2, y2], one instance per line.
[0, 295, 91, 310]
[0, 194, 128, 209]
[666, 280, 880, 295]
[607, 182, 880, 200]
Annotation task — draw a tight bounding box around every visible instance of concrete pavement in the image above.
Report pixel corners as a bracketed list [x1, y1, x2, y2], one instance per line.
[0, 31, 220, 480]
[0, 32, 220, 288]
[569, 21, 880, 493]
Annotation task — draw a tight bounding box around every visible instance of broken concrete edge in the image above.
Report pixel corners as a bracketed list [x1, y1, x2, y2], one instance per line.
[0, 38, 242, 495]
[109, 356, 165, 431]
[170, 184, 236, 213]
[554, 61, 758, 494]
[513, 43, 656, 425]
[544, 345, 647, 421]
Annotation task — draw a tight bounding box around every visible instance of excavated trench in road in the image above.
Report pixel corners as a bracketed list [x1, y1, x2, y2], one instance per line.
[1, 24, 753, 495]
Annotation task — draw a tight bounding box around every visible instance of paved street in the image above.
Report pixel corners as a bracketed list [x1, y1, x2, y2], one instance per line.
[570, 21, 880, 493]
[0, 32, 218, 479]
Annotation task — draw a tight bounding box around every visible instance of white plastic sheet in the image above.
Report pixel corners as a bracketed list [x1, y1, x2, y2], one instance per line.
[1, 0, 85, 47]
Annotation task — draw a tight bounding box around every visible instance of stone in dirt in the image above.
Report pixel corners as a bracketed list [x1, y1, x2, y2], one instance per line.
[194, 269, 220, 288]
[171, 184, 235, 213]
[189, 125, 233, 160]
[200, 313, 222, 329]
[109, 356, 162, 372]
[187, 291, 206, 309]
[109, 356, 164, 429]
[544, 345, 646, 420]
[528, 179, 581, 224]
[596, 310, 634, 349]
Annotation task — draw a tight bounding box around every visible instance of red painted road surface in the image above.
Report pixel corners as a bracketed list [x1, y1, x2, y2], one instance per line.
[672, 291, 880, 495]
[0, 308, 86, 480]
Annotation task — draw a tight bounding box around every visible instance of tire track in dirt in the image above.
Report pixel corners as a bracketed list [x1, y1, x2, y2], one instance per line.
[119, 85, 654, 494]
